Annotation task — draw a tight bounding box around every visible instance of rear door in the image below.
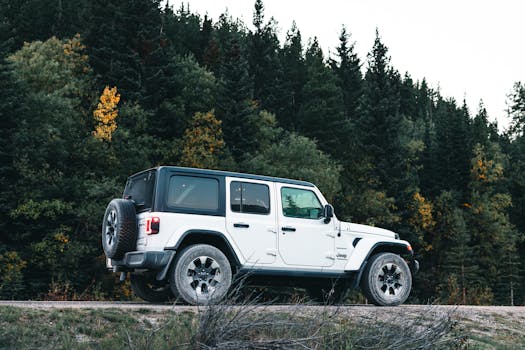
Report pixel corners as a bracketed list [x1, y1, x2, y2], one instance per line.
[276, 184, 336, 267]
[225, 178, 277, 264]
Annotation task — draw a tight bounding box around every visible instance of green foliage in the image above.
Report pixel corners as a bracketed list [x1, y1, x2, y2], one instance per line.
[298, 37, 348, 157]
[248, 0, 282, 112]
[8, 35, 92, 99]
[508, 82, 525, 137]
[331, 25, 363, 122]
[277, 22, 306, 130]
[154, 54, 217, 140]
[0, 250, 27, 299]
[244, 128, 342, 201]
[179, 110, 225, 169]
[0, 0, 524, 305]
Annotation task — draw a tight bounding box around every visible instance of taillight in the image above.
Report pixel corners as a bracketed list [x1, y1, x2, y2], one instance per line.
[145, 217, 160, 235]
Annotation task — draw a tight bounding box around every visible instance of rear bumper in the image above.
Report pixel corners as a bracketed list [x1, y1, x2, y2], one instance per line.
[108, 250, 174, 271]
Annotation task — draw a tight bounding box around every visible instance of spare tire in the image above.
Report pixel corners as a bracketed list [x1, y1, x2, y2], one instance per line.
[102, 199, 137, 260]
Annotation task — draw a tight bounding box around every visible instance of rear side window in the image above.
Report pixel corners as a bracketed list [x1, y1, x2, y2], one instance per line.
[230, 181, 270, 214]
[123, 170, 156, 211]
[167, 175, 219, 211]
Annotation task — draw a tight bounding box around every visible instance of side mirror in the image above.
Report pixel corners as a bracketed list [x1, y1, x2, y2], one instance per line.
[323, 204, 334, 224]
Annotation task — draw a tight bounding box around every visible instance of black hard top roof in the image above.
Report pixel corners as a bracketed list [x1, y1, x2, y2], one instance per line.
[131, 166, 315, 187]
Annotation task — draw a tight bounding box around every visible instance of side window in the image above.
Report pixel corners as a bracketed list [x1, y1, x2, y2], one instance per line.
[230, 181, 270, 214]
[281, 187, 323, 219]
[167, 176, 219, 211]
[123, 170, 156, 211]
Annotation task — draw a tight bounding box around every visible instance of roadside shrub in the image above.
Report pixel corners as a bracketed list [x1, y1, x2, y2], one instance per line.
[0, 250, 27, 299]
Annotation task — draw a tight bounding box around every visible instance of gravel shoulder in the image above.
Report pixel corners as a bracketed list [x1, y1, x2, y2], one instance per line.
[1, 301, 524, 348]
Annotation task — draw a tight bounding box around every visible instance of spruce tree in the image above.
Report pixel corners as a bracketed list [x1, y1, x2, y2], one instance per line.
[357, 30, 403, 195]
[216, 38, 259, 160]
[297, 38, 347, 158]
[330, 26, 363, 122]
[85, 0, 166, 104]
[468, 143, 520, 304]
[277, 22, 306, 130]
[508, 81, 525, 137]
[248, 0, 282, 112]
[434, 192, 477, 304]
[430, 97, 471, 197]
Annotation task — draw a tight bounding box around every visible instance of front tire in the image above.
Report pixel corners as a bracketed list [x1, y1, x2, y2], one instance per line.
[170, 244, 232, 305]
[130, 273, 173, 303]
[361, 253, 412, 306]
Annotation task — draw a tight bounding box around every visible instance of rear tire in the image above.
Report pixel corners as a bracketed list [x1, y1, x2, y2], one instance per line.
[170, 244, 232, 305]
[360, 253, 412, 306]
[101, 199, 137, 260]
[130, 273, 173, 303]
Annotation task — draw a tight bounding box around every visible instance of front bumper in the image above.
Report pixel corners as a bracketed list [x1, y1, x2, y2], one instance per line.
[108, 250, 175, 271]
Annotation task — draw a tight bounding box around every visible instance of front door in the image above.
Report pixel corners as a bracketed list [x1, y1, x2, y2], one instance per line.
[225, 179, 277, 264]
[277, 184, 336, 267]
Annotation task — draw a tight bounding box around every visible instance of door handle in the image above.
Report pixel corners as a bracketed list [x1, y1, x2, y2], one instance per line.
[281, 226, 296, 232]
[233, 223, 250, 228]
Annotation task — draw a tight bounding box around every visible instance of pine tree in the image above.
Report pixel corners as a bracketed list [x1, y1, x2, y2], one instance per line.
[163, 3, 203, 58]
[331, 26, 362, 122]
[0, 52, 27, 250]
[0, 0, 87, 47]
[357, 30, 403, 195]
[471, 101, 498, 149]
[153, 55, 217, 140]
[277, 22, 306, 130]
[297, 37, 347, 157]
[508, 81, 525, 137]
[433, 192, 477, 304]
[248, 0, 282, 112]
[468, 143, 520, 304]
[84, 0, 166, 104]
[429, 97, 471, 197]
[216, 38, 258, 160]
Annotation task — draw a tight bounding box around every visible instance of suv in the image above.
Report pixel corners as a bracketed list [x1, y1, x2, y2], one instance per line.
[102, 167, 418, 306]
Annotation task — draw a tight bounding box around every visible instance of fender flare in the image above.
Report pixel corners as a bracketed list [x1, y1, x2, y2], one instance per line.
[171, 229, 242, 267]
[351, 242, 413, 289]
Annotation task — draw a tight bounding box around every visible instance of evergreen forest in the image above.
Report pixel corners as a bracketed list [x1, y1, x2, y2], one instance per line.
[1, 0, 524, 305]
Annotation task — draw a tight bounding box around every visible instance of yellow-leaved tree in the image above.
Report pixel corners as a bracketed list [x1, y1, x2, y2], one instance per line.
[93, 86, 120, 142]
[179, 110, 225, 168]
[407, 191, 435, 252]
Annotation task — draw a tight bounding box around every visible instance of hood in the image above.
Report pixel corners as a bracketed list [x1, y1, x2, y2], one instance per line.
[340, 221, 396, 239]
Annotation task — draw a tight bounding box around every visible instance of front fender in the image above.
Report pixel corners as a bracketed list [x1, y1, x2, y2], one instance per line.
[345, 239, 413, 271]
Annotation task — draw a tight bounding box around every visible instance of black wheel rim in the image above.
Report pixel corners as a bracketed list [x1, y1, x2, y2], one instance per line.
[185, 256, 222, 296]
[375, 262, 407, 302]
[105, 209, 118, 247]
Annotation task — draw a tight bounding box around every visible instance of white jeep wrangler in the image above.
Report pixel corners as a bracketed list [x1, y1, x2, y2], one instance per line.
[102, 167, 418, 305]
